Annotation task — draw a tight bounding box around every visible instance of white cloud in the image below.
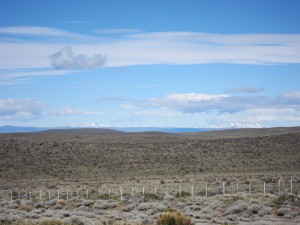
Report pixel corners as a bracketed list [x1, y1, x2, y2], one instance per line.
[0, 98, 44, 119]
[53, 107, 102, 116]
[164, 93, 228, 102]
[210, 122, 263, 129]
[49, 46, 106, 69]
[126, 92, 300, 119]
[279, 92, 300, 100]
[0, 26, 92, 40]
[95, 28, 143, 34]
[226, 85, 264, 94]
[132, 109, 181, 117]
[215, 108, 300, 128]
[147, 93, 267, 114]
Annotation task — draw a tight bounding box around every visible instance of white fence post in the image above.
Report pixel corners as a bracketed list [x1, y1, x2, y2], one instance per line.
[39, 190, 42, 200]
[57, 190, 60, 200]
[48, 190, 51, 202]
[264, 182, 266, 196]
[10, 190, 13, 201]
[29, 191, 32, 200]
[205, 185, 208, 198]
[142, 187, 145, 195]
[291, 179, 293, 194]
[278, 179, 281, 194]
[191, 185, 194, 197]
[86, 189, 89, 199]
[76, 189, 79, 199]
[132, 187, 134, 197]
[237, 183, 239, 195]
[179, 185, 182, 198]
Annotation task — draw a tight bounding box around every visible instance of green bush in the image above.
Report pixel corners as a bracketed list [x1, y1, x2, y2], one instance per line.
[157, 211, 194, 225]
[97, 193, 117, 200]
[273, 194, 300, 207]
[175, 191, 191, 198]
[144, 192, 162, 201]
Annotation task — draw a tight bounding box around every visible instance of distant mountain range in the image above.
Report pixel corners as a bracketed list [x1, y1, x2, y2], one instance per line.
[0, 125, 222, 134]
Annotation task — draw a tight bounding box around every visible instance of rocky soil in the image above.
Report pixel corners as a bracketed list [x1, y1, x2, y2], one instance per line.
[1, 193, 300, 225]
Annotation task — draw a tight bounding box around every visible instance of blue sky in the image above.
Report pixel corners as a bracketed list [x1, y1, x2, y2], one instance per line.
[1, 0, 300, 128]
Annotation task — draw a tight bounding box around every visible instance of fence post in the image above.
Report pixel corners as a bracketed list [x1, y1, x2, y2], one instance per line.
[10, 190, 13, 201]
[205, 185, 208, 198]
[109, 188, 111, 195]
[29, 191, 32, 200]
[191, 185, 194, 197]
[264, 182, 266, 196]
[67, 190, 69, 200]
[278, 179, 281, 194]
[76, 189, 79, 199]
[39, 190, 42, 200]
[179, 185, 182, 198]
[18, 191, 20, 200]
[48, 190, 51, 202]
[57, 190, 60, 200]
[155, 186, 157, 195]
[132, 187, 134, 197]
[291, 179, 293, 194]
[237, 183, 239, 195]
[86, 189, 89, 199]
[223, 182, 225, 195]
[142, 187, 145, 195]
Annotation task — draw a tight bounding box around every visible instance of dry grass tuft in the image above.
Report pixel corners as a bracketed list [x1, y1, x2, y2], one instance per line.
[157, 211, 194, 225]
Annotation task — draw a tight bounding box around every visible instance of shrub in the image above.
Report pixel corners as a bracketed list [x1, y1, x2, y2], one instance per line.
[273, 194, 300, 207]
[221, 196, 244, 206]
[144, 192, 162, 201]
[40, 219, 64, 225]
[17, 205, 33, 212]
[175, 191, 191, 198]
[157, 211, 194, 225]
[97, 193, 117, 200]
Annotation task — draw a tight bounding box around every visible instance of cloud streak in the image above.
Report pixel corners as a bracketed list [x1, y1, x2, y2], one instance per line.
[50, 46, 106, 70]
[1, 27, 300, 83]
[226, 85, 265, 94]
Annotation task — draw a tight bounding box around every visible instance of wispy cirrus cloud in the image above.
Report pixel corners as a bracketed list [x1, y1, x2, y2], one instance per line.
[95, 28, 143, 34]
[0, 26, 93, 41]
[226, 85, 265, 94]
[1, 26, 300, 84]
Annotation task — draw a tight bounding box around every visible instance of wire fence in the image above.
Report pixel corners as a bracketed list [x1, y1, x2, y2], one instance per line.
[1, 178, 299, 202]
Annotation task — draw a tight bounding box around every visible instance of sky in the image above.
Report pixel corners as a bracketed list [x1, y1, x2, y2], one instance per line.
[0, 0, 300, 128]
